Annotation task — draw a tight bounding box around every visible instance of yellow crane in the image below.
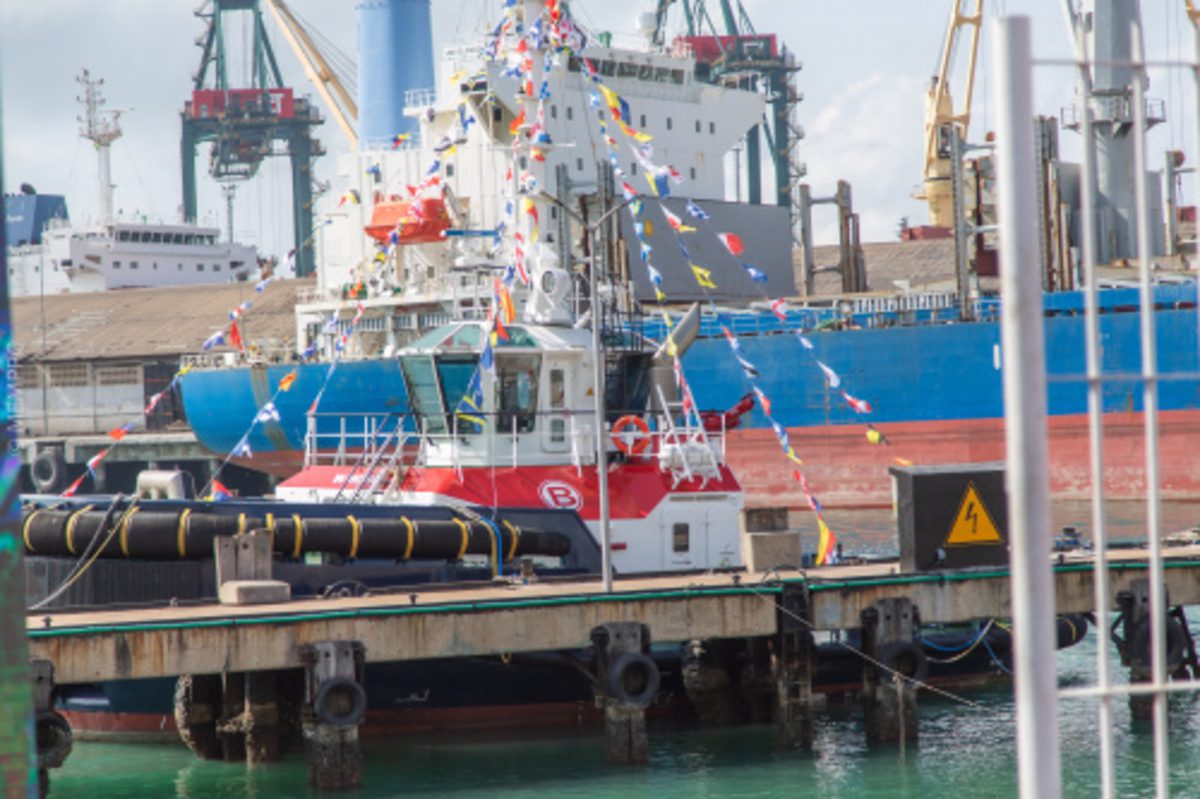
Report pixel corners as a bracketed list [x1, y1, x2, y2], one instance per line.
[265, 0, 359, 150]
[916, 0, 984, 228]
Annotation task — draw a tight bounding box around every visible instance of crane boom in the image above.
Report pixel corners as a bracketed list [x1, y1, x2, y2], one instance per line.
[917, 0, 984, 227]
[266, 0, 359, 150]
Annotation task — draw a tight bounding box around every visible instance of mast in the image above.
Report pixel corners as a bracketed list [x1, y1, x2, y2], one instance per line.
[76, 69, 123, 226]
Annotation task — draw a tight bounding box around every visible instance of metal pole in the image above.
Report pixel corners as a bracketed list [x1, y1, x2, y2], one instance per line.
[994, 17, 1062, 799]
[1130, 19, 1170, 794]
[1060, 1, 1116, 792]
[0, 79, 35, 798]
[590, 222, 612, 593]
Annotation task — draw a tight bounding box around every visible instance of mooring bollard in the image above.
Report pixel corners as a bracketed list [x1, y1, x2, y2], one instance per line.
[774, 584, 815, 748]
[592, 622, 659, 764]
[301, 641, 367, 790]
[30, 659, 72, 799]
[861, 598, 924, 745]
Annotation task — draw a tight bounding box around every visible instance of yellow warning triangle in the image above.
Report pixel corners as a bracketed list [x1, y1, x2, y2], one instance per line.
[944, 483, 1003, 546]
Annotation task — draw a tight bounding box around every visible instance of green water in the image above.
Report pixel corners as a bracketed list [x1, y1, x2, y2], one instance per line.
[48, 636, 1200, 799]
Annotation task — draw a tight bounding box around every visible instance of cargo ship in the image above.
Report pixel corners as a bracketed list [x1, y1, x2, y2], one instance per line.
[178, 0, 1200, 510]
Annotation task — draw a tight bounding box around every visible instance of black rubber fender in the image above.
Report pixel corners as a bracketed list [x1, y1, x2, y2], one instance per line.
[605, 652, 661, 708]
[1129, 615, 1187, 672]
[30, 451, 66, 494]
[1056, 614, 1090, 649]
[877, 640, 929, 683]
[35, 710, 72, 770]
[313, 677, 367, 728]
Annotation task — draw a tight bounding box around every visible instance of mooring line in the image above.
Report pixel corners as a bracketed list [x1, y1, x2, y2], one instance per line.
[744, 573, 990, 710]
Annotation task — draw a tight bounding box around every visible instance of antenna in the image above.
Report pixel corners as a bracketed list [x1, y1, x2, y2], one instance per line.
[76, 69, 124, 225]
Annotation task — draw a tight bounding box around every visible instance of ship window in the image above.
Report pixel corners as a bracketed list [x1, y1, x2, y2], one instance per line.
[197, 263, 205, 271]
[690, 167, 697, 180]
[673, 523, 690, 553]
[566, 106, 574, 121]
[654, 67, 672, 83]
[497, 354, 541, 434]
[151, 233, 163, 243]
[618, 62, 637, 79]
[695, 120, 701, 133]
[178, 264, 183, 271]
[638, 64, 653, 81]
[630, 163, 637, 176]
[710, 121, 716, 134]
[61, 259, 71, 267]
[639, 114, 646, 128]
[153, 262, 158, 270]
[113, 261, 121, 269]
[185, 234, 196, 244]
[446, 163, 455, 178]
[173, 234, 184, 244]
[667, 117, 673, 131]
[130, 261, 139, 270]
[672, 69, 685, 85]
[214, 264, 221, 271]
[600, 60, 616, 77]
[550, 418, 566, 443]
[567, 56, 581, 73]
[549, 369, 565, 409]
[400, 355, 447, 434]
[437, 355, 482, 434]
[551, 105, 558, 119]
[576, 157, 584, 172]
[118, 231, 131, 242]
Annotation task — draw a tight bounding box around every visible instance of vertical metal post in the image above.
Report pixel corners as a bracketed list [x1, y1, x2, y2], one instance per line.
[994, 17, 1062, 799]
[0, 81, 34, 798]
[591, 222, 612, 593]
[1061, 0, 1116, 792]
[1130, 20, 1170, 794]
[950, 128, 973, 320]
[798, 184, 814, 296]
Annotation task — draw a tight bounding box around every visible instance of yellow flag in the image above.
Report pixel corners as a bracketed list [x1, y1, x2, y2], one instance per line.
[691, 264, 716, 289]
[597, 83, 620, 110]
[633, 130, 654, 143]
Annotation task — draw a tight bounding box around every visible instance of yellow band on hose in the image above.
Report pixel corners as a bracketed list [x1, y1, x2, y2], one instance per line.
[453, 518, 470, 562]
[23, 510, 42, 554]
[237, 513, 247, 535]
[292, 514, 304, 559]
[265, 512, 276, 554]
[120, 506, 140, 557]
[401, 517, 415, 561]
[502, 520, 520, 562]
[177, 508, 192, 558]
[347, 515, 360, 559]
[64, 504, 94, 556]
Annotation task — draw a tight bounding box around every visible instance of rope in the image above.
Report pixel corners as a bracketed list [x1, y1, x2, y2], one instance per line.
[922, 620, 997, 665]
[745, 574, 989, 710]
[30, 499, 138, 611]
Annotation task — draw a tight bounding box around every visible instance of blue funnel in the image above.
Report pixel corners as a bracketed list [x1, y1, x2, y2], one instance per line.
[356, 0, 435, 149]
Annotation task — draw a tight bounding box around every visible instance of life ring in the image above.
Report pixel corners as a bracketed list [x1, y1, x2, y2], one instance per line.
[31, 450, 66, 494]
[612, 416, 651, 456]
[313, 676, 368, 728]
[605, 652, 661, 707]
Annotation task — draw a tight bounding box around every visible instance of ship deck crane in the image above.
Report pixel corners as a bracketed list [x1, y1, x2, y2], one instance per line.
[180, 0, 325, 275]
[651, 1, 804, 235]
[916, 0, 984, 229]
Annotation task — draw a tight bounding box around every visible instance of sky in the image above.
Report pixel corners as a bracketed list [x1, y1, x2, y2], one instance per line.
[3, 1, 1199, 259]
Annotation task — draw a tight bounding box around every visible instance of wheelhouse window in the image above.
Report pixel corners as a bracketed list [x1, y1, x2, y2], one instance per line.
[497, 354, 541, 433]
[400, 355, 447, 434]
[436, 355, 480, 434]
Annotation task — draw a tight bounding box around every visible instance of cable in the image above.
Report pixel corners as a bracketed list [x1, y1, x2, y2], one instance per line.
[923, 620, 997, 664]
[30, 497, 138, 610]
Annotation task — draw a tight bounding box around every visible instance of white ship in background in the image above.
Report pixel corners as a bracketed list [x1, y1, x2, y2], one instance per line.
[3, 70, 258, 297]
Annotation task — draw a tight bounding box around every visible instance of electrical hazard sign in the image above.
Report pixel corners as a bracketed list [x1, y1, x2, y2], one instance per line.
[944, 483, 1004, 546]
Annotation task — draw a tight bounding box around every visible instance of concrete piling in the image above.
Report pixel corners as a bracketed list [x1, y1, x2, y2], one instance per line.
[301, 641, 367, 790]
[860, 598, 922, 745]
[174, 673, 223, 759]
[592, 622, 658, 764]
[31, 659, 71, 799]
[773, 585, 814, 748]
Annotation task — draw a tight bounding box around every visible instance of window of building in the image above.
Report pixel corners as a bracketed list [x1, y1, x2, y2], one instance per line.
[47, 364, 88, 387]
[673, 523, 690, 553]
[95, 364, 140, 386]
[15, 366, 39, 390]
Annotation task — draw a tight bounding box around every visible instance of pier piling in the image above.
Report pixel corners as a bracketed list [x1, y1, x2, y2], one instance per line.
[1116, 579, 1185, 720]
[860, 598, 922, 745]
[31, 659, 71, 799]
[301, 641, 366, 790]
[592, 622, 658, 764]
[773, 584, 814, 748]
[174, 673, 223, 759]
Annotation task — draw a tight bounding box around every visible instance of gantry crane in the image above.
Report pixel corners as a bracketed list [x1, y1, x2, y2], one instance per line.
[915, 0, 984, 229]
[651, 0, 804, 231]
[181, 0, 325, 275]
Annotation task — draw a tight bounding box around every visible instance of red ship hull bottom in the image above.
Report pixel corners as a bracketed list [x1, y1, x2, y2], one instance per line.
[726, 409, 1200, 509]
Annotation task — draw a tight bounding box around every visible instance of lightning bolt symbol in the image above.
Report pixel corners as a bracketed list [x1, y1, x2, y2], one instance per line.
[965, 502, 977, 535]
